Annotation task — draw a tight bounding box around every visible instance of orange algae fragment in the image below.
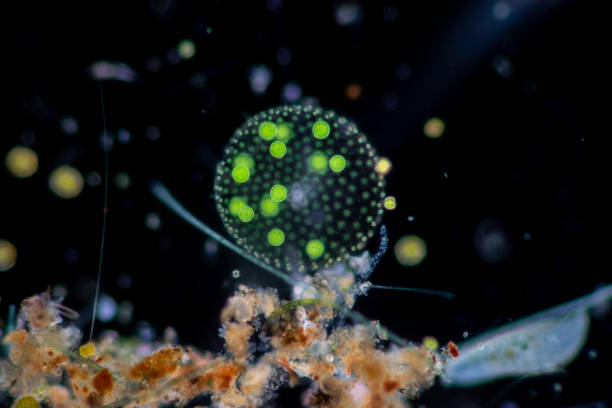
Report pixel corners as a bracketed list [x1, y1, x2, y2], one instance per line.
[199, 362, 243, 392]
[128, 346, 183, 383]
[448, 341, 459, 358]
[92, 368, 114, 396]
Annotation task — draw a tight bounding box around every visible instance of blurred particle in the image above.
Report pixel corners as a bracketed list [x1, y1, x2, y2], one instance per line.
[117, 274, 133, 289]
[248, 65, 273, 96]
[52, 284, 68, 299]
[99, 132, 114, 151]
[114, 172, 132, 190]
[423, 336, 439, 350]
[116, 128, 131, 144]
[523, 232, 531, 240]
[301, 96, 319, 106]
[424, 117, 445, 138]
[462, 331, 469, 339]
[177, 39, 196, 60]
[204, 238, 219, 256]
[64, 248, 79, 264]
[145, 212, 162, 231]
[374, 157, 392, 175]
[407, 216, 415, 222]
[383, 5, 398, 22]
[146, 125, 161, 141]
[492, 1, 512, 20]
[60, 116, 79, 135]
[49, 165, 84, 199]
[90, 61, 138, 83]
[276, 47, 292, 66]
[86, 171, 102, 187]
[137, 321, 155, 341]
[96, 294, 117, 323]
[281, 81, 302, 103]
[206, 27, 213, 34]
[232, 269, 240, 279]
[345, 83, 362, 101]
[553, 382, 563, 393]
[0, 240, 17, 272]
[587, 349, 598, 359]
[492, 55, 514, 78]
[335, 2, 363, 26]
[395, 63, 412, 80]
[5, 146, 38, 178]
[394, 235, 427, 267]
[117, 301, 134, 325]
[383, 196, 396, 210]
[474, 219, 512, 264]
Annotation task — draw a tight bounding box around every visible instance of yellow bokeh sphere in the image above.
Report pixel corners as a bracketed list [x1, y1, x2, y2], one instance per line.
[394, 235, 427, 266]
[5, 146, 38, 178]
[49, 165, 84, 199]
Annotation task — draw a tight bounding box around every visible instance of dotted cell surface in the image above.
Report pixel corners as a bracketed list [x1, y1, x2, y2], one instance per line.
[214, 105, 385, 273]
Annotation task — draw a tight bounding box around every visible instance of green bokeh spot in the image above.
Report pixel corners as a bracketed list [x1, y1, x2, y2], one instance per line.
[229, 197, 247, 216]
[269, 141, 287, 159]
[232, 166, 250, 183]
[305, 239, 325, 259]
[258, 121, 277, 140]
[238, 206, 254, 222]
[309, 151, 328, 174]
[270, 184, 287, 202]
[268, 228, 285, 246]
[260, 197, 280, 217]
[277, 123, 293, 141]
[312, 120, 331, 139]
[233, 153, 254, 171]
[329, 154, 347, 173]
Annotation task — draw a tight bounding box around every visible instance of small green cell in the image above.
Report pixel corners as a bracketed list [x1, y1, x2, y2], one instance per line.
[277, 123, 292, 141]
[233, 153, 254, 171]
[329, 154, 346, 172]
[260, 197, 280, 217]
[258, 121, 277, 140]
[312, 120, 330, 139]
[305, 239, 325, 259]
[238, 206, 254, 222]
[269, 141, 287, 158]
[309, 151, 328, 174]
[232, 166, 250, 183]
[268, 228, 285, 246]
[229, 197, 247, 216]
[270, 184, 287, 202]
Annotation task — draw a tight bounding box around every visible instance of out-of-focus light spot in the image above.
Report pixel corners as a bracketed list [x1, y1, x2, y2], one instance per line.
[492, 55, 514, 78]
[114, 172, 132, 190]
[117, 301, 134, 325]
[423, 336, 439, 350]
[394, 235, 427, 267]
[248, 65, 272, 96]
[462, 331, 469, 339]
[96, 294, 117, 322]
[345, 83, 362, 101]
[276, 47, 292, 66]
[474, 219, 511, 265]
[117, 274, 132, 289]
[424, 117, 445, 138]
[383, 6, 398, 22]
[0, 240, 17, 272]
[204, 239, 219, 256]
[395, 62, 412, 80]
[64, 248, 79, 264]
[99, 132, 114, 151]
[281, 81, 302, 103]
[552, 382, 563, 393]
[587, 349, 598, 359]
[145, 212, 162, 231]
[374, 157, 392, 176]
[90, 61, 138, 83]
[177, 39, 196, 59]
[86, 171, 102, 187]
[383, 196, 396, 210]
[335, 2, 363, 26]
[60, 116, 79, 135]
[523, 232, 531, 240]
[137, 321, 155, 342]
[5, 146, 38, 178]
[116, 128, 131, 144]
[232, 269, 240, 279]
[52, 284, 68, 299]
[49, 165, 84, 199]
[407, 216, 415, 222]
[492, 1, 512, 20]
[146, 126, 161, 141]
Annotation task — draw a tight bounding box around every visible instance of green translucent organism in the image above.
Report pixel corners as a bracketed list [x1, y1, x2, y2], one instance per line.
[214, 105, 385, 273]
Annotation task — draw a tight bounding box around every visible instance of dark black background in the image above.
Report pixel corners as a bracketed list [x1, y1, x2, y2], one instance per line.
[2, 1, 600, 407]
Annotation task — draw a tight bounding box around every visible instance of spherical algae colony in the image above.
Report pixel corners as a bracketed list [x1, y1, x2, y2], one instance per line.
[214, 105, 385, 273]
